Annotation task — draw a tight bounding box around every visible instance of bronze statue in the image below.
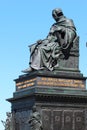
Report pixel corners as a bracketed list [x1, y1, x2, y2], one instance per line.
[1, 112, 12, 130]
[23, 8, 77, 72]
[28, 106, 43, 130]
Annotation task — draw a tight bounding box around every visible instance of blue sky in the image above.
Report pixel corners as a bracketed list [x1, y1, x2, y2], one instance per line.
[0, 0, 87, 129]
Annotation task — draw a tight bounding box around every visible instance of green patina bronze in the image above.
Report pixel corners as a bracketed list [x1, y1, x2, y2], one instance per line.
[24, 8, 77, 72]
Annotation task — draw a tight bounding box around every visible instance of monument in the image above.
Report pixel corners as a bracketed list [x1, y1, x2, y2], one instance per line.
[7, 8, 87, 130]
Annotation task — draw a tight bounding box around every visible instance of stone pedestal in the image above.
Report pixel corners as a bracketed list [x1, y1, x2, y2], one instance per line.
[7, 70, 87, 130]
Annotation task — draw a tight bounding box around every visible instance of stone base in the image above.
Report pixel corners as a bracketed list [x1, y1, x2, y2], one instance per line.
[7, 70, 87, 130]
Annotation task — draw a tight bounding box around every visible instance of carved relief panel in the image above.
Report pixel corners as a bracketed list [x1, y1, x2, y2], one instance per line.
[42, 108, 85, 130]
[13, 110, 31, 130]
[64, 110, 73, 130]
[53, 110, 62, 130]
[12, 107, 85, 130]
[42, 109, 51, 130]
[74, 110, 84, 130]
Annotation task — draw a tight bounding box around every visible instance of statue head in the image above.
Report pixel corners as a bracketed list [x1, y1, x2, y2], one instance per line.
[32, 105, 37, 112]
[6, 112, 11, 117]
[52, 8, 63, 21]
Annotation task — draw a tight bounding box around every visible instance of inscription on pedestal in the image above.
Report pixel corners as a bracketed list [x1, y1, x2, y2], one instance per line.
[16, 76, 85, 90]
[37, 77, 85, 89]
[16, 78, 36, 90]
